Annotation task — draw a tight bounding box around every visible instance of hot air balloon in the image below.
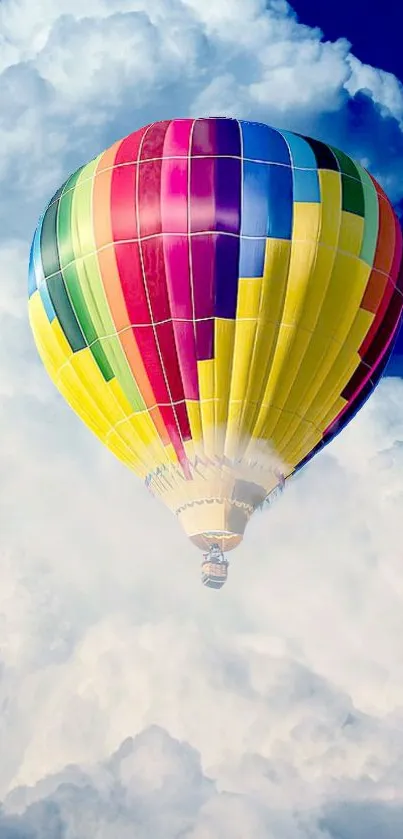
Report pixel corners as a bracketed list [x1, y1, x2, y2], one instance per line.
[28, 118, 403, 589]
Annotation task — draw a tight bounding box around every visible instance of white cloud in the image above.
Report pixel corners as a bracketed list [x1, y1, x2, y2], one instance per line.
[1, 0, 403, 836]
[0, 0, 403, 227]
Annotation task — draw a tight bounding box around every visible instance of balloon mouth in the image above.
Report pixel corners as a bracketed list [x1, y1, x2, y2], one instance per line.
[191, 531, 243, 553]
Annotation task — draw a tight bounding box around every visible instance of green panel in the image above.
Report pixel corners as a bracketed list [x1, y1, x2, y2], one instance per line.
[56, 158, 114, 379]
[101, 335, 146, 411]
[47, 272, 86, 352]
[62, 263, 98, 344]
[330, 147, 365, 217]
[90, 340, 114, 382]
[40, 199, 61, 278]
[355, 163, 379, 267]
[70, 166, 146, 411]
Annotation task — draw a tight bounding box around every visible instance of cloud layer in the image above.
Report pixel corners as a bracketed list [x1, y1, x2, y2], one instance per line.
[2, 0, 403, 836]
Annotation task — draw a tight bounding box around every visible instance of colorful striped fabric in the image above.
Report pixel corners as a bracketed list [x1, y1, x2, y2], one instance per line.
[28, 118, 403, 553]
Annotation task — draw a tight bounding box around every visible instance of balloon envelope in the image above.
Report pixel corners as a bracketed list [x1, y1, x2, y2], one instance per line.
[28, 118, 403, 552]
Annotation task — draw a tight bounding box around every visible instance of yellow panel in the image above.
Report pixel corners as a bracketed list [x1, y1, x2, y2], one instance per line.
[318, 171, 342, 248]
[252, 235, 320, 440]
[106, 429, 141, 471]
[292, 202, 322, 243]
[50, 319, 76, 365]
[264, 250, 370, 455]
[258, 248, 337, 443]
[197, 359, 215, 457]
[105, 415, 156, 474]
[214, 318, 235, 432]
[248, 193, 366, 459]
[310, 352, 361, 428]
[321, 396, 348, 432]
[225, 319, 259, 458]
[258, 175, 343, 449]
[311, 309, 373, 424]
[107, 376, 137, 416]
[271, 309, 374, 457]
[236, 277, 262, 319]
[284, 425, 323, 468]
[68, 349, 125, 427]
[107, 379, 169, 470]
[242, 239, 292, 444]
[332, 259, 371, 344]
[338, 211, 364, 257]
[186, 399, 203, 447]
[107, 423, 146, 472]
[163, 443, 179, 466]
[57, 363, 111, 438]
[29, 292, 72, 375]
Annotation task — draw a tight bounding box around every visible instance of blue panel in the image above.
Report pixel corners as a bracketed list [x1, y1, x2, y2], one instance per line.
[28, 236, 37, 298]
[214, 234, 240, 319]
[215, 157, 242, 233]
[39, 281, 57, 322]
[267, 165, 293, 239]
[239, 237, 266, 278]
[240, 121, 291, 165]
[279, 130, 318, 169]
[241, 161, 270, 237]
[292, 168, 320, 203]
[32, 215, 56, 322]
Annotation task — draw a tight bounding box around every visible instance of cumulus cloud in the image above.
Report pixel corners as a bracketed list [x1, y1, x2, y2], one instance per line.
[1, 0, 403, 237]
[1, 0, 403, 837]
[0, 381, 403, 836]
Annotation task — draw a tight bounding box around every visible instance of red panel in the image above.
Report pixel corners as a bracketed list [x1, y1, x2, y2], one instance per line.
[134, 325, 170, 404]
[140, 121, 171, 160]
[392, 216, 403, 288]
[141, 237, 170, 321]
[138, 158, 163, 237]
[114, 241, 149, 324]
[371, 178, 396, 275]
[360, 269, 389, 315]
[158, 405, 189, 474]
[155, 320, 185, 403]
[114, 126, 149, 165]
[174, 400, 192, 441]
[396, 259, 403, 295]
[359, 278, 395, 357]
[363, 288, 403, 367]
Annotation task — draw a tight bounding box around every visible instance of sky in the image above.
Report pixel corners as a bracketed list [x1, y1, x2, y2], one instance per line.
[1, 0, 403, 837]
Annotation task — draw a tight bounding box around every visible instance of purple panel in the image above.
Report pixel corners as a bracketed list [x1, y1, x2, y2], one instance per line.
[192, 118, 241, 156]
[215, 233, 240, 320]
[190, 157, 241, 234]
[196, 319, 214, 360]
[190, 157, 216, 233]
[191, 236, 215, 319]
[191, 235, 215, 360]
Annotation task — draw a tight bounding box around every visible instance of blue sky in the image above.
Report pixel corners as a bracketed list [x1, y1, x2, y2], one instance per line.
[292, 0, 403, 79]
[1, 1, 403, 837]
[291, 0, 403, 374]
